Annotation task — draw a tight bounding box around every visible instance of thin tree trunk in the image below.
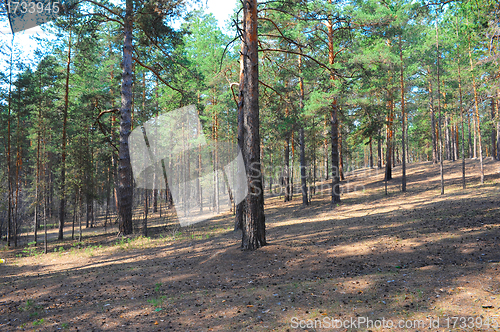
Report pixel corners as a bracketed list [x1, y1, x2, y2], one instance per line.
[290, 131, 295, 199]
[473, 114, 477, 158]
[497, 90, 500, 161]
[468, 36, 484, 183]
[455, 24, 466, 189]
[428, 73, 437, 164]
[44, 180, 47, 254]
[328, 0, 341, 203]
[491, 98, 497, 159]
[34, 71, 42, 245]
[78, 189, 82, 242]
[399, 35, 406, 192]
[468, 111, 473, 158]
[338, 122, 345, 181]
[7, 41, 13, 247]
[385, 99, 393, 181]
[330, 102, 341, 203]
[377, 130, 382, 169]
[436, 22, 444, 194]
[72, 191, 76, 240]
[143, 188, 148, 237]
[324, 118, 329, 179]
[59, 30, 71, 240]
[300, 127, 308, 205]
[284, 135, 290, 202]
[235, 40, 245, 231]
[369, 138, 374, 168]
[298, 54, 308, 205]
[118, 0, 134, 234]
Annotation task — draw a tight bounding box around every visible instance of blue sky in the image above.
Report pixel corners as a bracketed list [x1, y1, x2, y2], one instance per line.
[0, 0, 238, 68]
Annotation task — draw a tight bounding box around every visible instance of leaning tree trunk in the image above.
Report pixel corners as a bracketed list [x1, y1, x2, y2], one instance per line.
[118, 0, 134, 235]
[240, 0, 266, 250]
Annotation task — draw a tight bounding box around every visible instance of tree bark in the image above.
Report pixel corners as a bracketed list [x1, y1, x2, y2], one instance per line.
[284, 134, 290, 202]
[59, 30, 71, 240]
[298, 54, 308, 206]
[235, 40, 245, 232]
[330, 101, 341, 203]
[385, 98, 393, 181]
[436, 22, 444, 195]
[399, 35, 406, 192]
[428, 74, 437, 164]
[468, 36, 484, 183]
[377, 129, 382, 169]
[491, 98, 497, 159]
[455, 25, 466, 189]
[327, 0, 341, 204]
[300, 127, 308, 206]
[497, 90, 500, 161]
[240, 0, 266, 250]
[118, 0, 134, 235]
[7, 43, 13, 247]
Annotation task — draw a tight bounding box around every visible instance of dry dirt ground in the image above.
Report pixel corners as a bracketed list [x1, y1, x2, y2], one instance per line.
[1, 158, 500, 331]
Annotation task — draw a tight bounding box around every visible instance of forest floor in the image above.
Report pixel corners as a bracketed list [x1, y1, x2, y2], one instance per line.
[1, 158, 500, 331]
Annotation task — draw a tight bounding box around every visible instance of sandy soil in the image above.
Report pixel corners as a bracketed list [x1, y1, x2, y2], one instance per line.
[1, 158, 499, 331]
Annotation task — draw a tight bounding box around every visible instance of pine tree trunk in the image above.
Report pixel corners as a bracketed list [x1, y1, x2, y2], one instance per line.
[235, 41, 245, 232]
[443, 115, 451, 160]
[436, 22, 444, 195]
[118, 0, 134, 235]
[7, 46, 13, 247]
[400, 35, 406, 192]
[377, 130, 382, 169]
[327, 0, 341, 204]
[330, 101, 341, 204]
[491, 98, 497, 159]
[59, 30, 71, 240]
[298, 54, 308, 206]
[143, 188, 148, 237]
[369, 138, 374, 168]
[497, 91, 500, 161]
[240, 0, 266, 250]
[468, 112, 472, 158]
[300, 127, 308, 206]
[455, 30, 466, 189]
[468, 36, 484, 183]
[34, 70, 42, 245]
[338, 123, 344, 181]
[385, 99, 393, 181]
[428, 74, 437, 164]
[284, 135, 290, 202]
